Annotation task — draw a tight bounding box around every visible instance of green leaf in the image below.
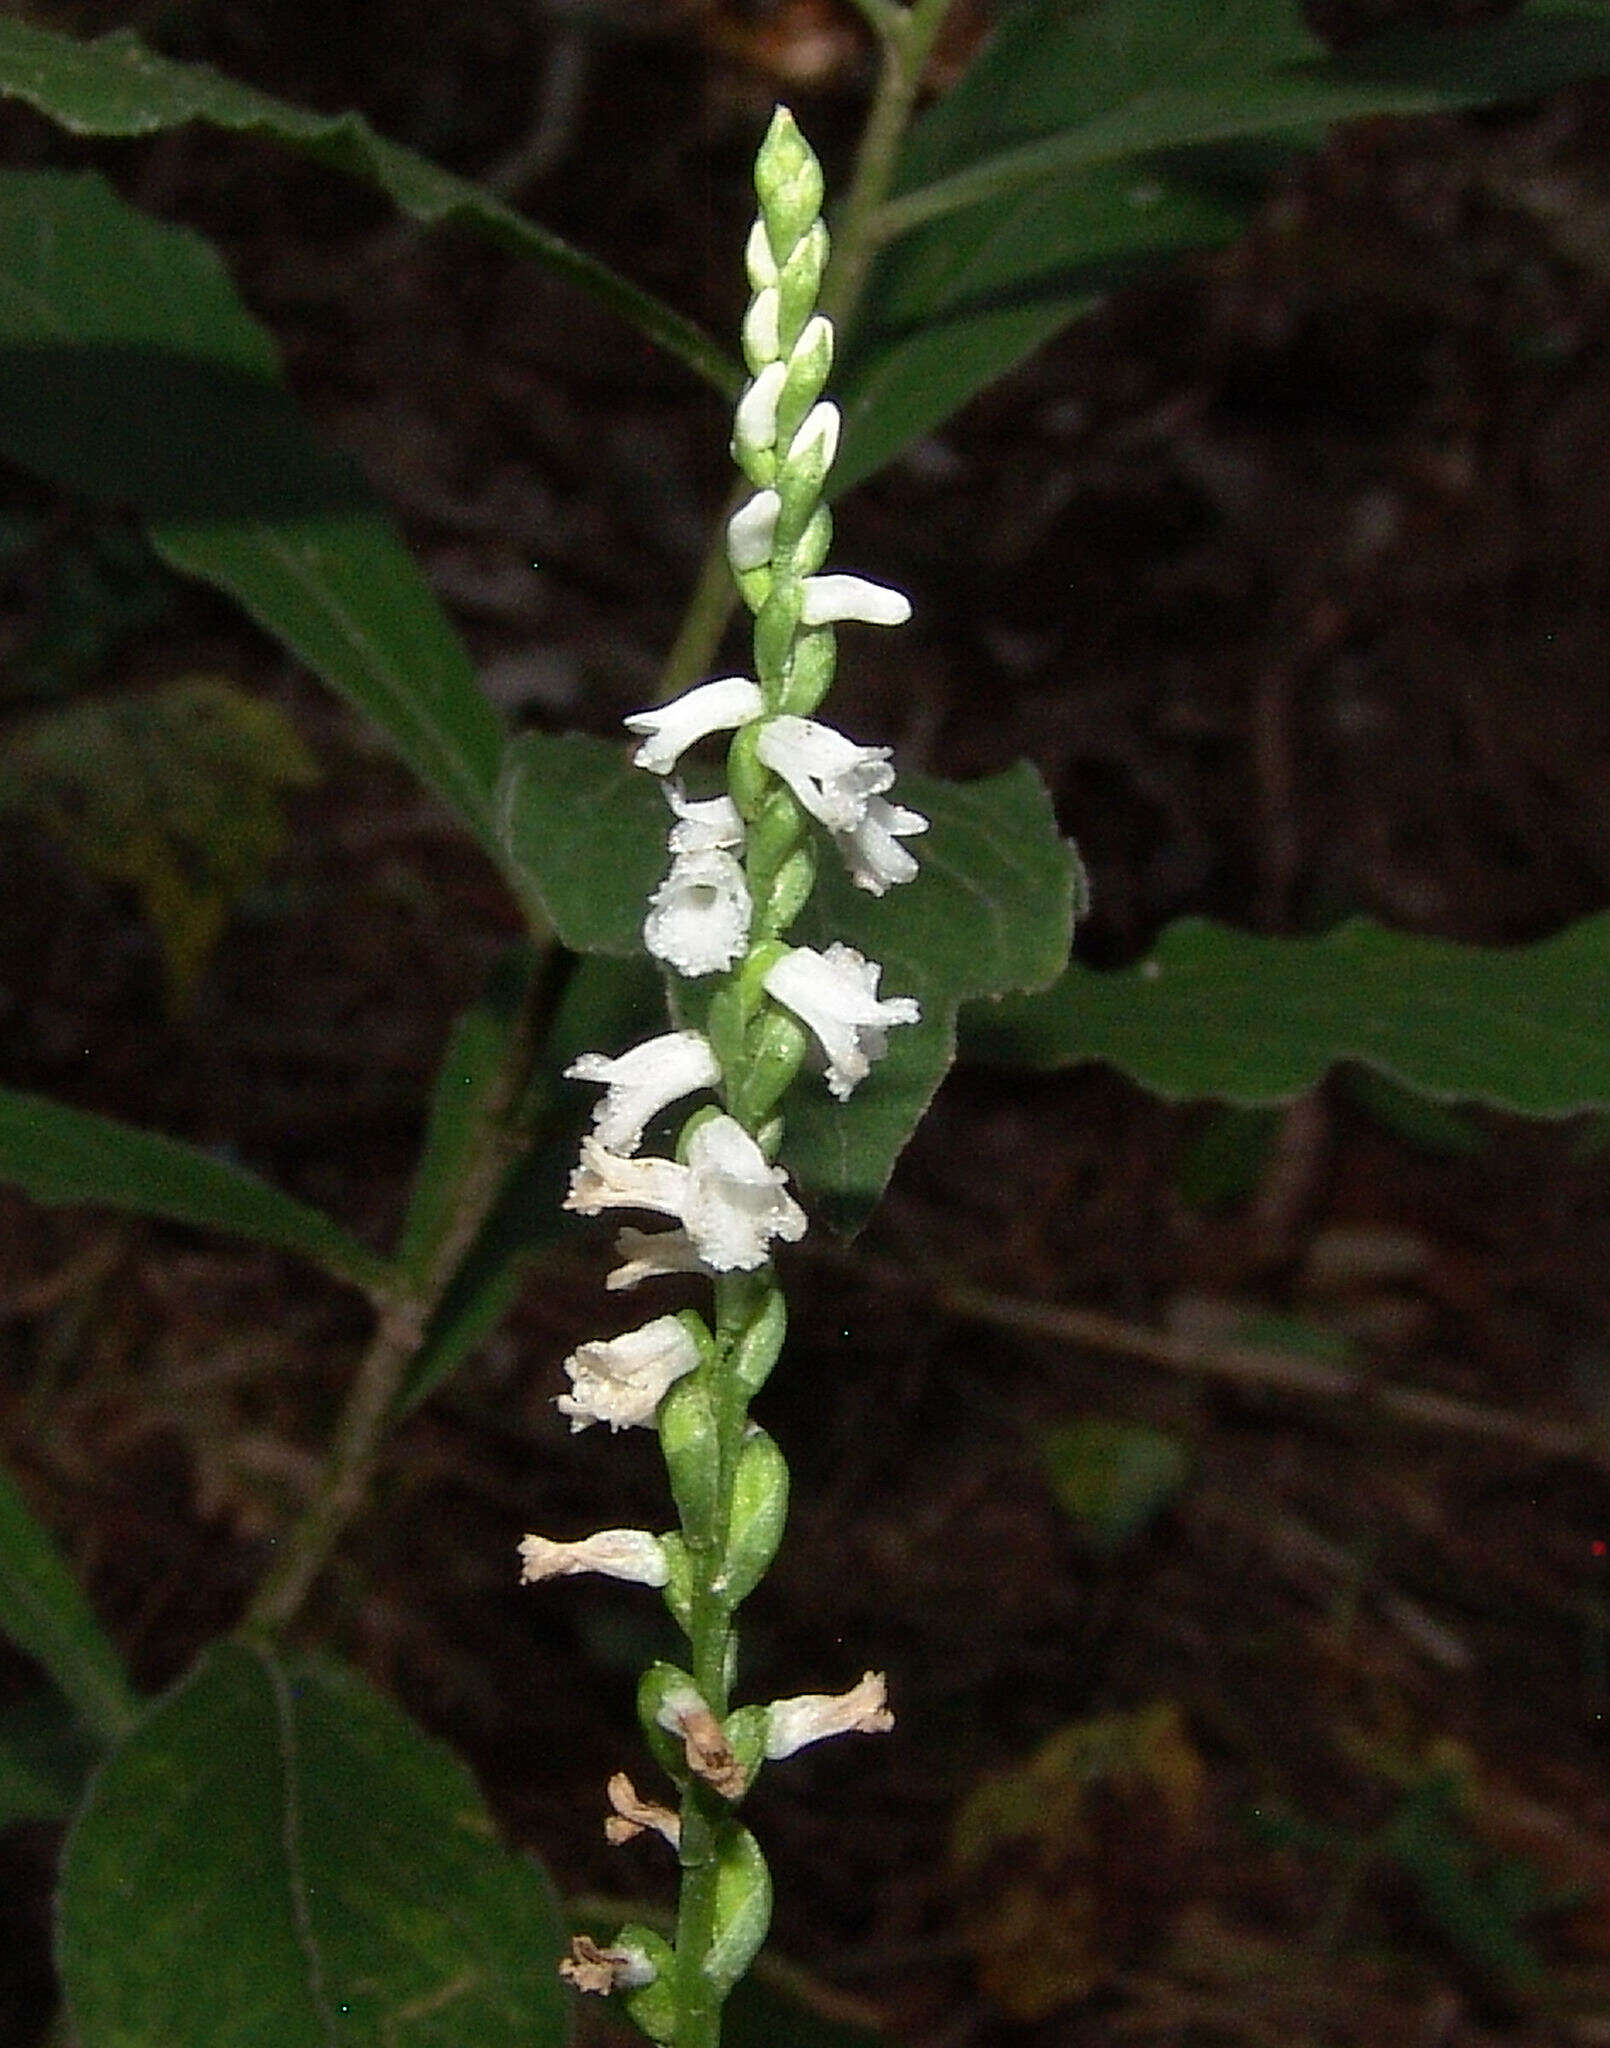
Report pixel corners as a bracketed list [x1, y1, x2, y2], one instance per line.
[838, 0, 1610, 492]
[0, 675, 320, 1012]
[0, 1086, 391, 1294]
[1041, 1417, 1192, 1557]
[496, 730, 669, 955]
[0, 20, 738, 399]
[962, 913, 1610, 1115]
[0, 169, 507, 855]
[0, 1462, 136, 1749]
[1339, 1067, 1491, 1157]
[787, 765, 1083, 1229]
[58, 1642, 570, 2048]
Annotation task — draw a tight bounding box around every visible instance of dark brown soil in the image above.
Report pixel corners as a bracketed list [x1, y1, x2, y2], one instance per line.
[3, 3, 1610, 2044]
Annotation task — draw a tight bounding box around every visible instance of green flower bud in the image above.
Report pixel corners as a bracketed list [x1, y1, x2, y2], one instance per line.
[721, 1703, 769, 1788]
[777, 219, 830, 351]
[732, 1286, 786, 1396]
[756, 108, 824, 263]
[775, 317, 834, 450]
[637, 1661, 701, 1781]
[733, 937, 792, 1025]
[734, 562, 771, 615]
[757, 844, 817, 940]
[755, 581, 803, 683]
[780, 624, 837, 716]
[731, 1007, 809, 1127]
[790, 503, 833, 582]
[621, 1928, 679, 2044]
[704, 1825, 773, 1995]
[721, 1426, 789, 1606]
[727, 720, 771, 819]
[658, 1373, 719, 1539]
[659, 1531, 694, 1637]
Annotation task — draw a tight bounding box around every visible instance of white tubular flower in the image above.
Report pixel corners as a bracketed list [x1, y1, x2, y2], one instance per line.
[644, 848, 752, 977]
[763, 943, 920, 1101]
[683, 1114, 807, 1271]
[742, 286, 781, 367]
[833, 792, 929, 896]
[764, 1671, 894, 1760]
[733, 360, 787, 456]
[518, 1528, 669, 1588]
[667, 785, 745, 856]
[787, 400, 840, 475]
[567, 1138, 690, 1222]
[566, 1030, 722, 1155]
[557, 1314, 703, 1433]
[726, 489, 781, 574]
[569, 1119, 804, 1272]
[623, 675, 764, 775]
[606, 1226, 711, 1291]
[799, 573, 911, 629]
[755, 714, 896, 833]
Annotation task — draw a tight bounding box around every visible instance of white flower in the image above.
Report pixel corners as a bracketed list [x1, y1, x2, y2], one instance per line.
[787, 400, 840, 475]
[565, 1030, 722, 1155]
[833, 792, 928, 895]
[666, 784, 745, 856]
[764, 1672, 894, 1760]
[606, 1226, 711, 1291]
[763, 943, 920, 1101]
[566, 1118, 806, 1272]
[799, 574, 911, 628]
[557, 1314, 703, 1433]
[681, 1114, 808, 1270]
[518, 1528, 669, 1587]
[754, 714, 895, 833]
[644, 848, 751, 977]
[733, 361, 787, 458]
[745, 218, 779, 292]
[726, 489, 781, 574]
[623, 675, 764, 775]
[742, 286, 781, 367]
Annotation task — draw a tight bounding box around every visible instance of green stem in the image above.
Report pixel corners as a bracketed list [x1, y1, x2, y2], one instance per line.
[655, 0, 960, 700]
[239, 960, 549, 1640]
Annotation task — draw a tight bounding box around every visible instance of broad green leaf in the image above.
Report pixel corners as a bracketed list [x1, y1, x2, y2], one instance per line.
[786, 765, 1082, 1228]
[0, 675, 320, 1012]
[0, 1086, 391, 1294]
[837, 0, 1610, 492]
[0, 19, 738, 399]
[496, 729, 670, 955]
[962, 913, 1610, 1114]
[1340, 1067, 1491, 1157]
[58, 1642, 569, 2048]
[0, 1462, 136, 1748]
[0, 170, 507, 855]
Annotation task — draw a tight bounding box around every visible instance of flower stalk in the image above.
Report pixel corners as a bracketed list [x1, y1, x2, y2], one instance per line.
[526, 109, 922, 2048]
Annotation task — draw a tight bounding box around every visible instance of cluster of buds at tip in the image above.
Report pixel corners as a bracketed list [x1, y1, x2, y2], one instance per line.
[522, 105, 904, 2034]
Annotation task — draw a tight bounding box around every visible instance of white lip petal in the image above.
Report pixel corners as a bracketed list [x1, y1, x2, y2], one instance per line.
[643, 848, 752, 978]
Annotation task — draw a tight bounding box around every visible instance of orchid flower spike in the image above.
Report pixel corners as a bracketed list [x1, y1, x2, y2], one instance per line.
[624, 675, 764, 775]
[763, 943, 920, 1100]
